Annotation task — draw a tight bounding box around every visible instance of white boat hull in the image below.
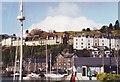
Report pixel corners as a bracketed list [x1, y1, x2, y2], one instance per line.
[23, 73, 41, 80]
[45, 74, 65, 78]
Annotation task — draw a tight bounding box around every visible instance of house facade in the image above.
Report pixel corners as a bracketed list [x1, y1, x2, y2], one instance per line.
[1, 35, 63, 47]
[74, 57, 120, 76]
[54, 52, 74, 70]
[23, 58, 46, 72]
[73, 34, 120, 50]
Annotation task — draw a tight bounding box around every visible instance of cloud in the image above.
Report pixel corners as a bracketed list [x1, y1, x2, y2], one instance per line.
[28, 3, 101, 32]
[29, 16, 100, 32]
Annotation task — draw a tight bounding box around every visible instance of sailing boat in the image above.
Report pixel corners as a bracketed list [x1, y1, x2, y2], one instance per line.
[44, 41, 65, 80]
[44, 53, 65, 80]
[23, 58, 40, 80]
[50, 56, 65, 80]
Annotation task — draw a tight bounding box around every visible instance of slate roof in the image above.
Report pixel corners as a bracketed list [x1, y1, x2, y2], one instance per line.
[25, 58, 46, 63]
[74, 57, 120, 67]
[56, 52, 74, 58]
[74, 34, 120, 39]
[60, 52, 74, 58]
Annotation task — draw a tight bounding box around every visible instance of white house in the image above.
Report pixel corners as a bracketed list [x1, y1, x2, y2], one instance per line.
[73, 34, 120, 50]
[2, 38, 12, 46]
[2, 37, 26, 47]
[73, 34, 94, 50]
[25, 36, 63, 46]
[99, 36, 109, 47]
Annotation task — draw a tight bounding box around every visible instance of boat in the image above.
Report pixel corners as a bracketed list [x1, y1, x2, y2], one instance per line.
[44, 53, 65, 80]
[50, 74, 65, 78]
[23, 72, 40, 80]
[44, 73, 65, 81]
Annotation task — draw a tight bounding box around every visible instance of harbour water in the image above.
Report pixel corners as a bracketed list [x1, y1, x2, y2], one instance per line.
[1, 76, 66, 82]
[1, 76, 13, 81]
[0, 77, 2, 82]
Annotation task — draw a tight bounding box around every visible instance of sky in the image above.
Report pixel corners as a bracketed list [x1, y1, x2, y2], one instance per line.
[1, 1, 119, 35]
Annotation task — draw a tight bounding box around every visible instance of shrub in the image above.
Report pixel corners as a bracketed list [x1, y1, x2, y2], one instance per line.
[97, 73, 120, 82]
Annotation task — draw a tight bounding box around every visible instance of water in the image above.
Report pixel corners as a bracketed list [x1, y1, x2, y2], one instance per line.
[0, 77, 2, 82]
[1, 76, 13, 81]
[0, 77, 65, 82]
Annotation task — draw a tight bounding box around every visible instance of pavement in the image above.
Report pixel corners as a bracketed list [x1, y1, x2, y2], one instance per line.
[66, 73, 100, 82]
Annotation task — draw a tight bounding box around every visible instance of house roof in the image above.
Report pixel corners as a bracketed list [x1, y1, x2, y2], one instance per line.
[26, 58, 46, 63]
[74, 34, 120, 39]
[74, 57, 120, 67]
[60, 52, 74, 58]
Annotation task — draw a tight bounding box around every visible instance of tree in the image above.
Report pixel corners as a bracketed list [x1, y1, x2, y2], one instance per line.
[2, 47, 16, 66]
[25, 30, 29, 34]
[114, 20, 120, 30]
[82, 28, 86, 31]
[13, 34, 16, 37]
[2, 48, 10, 66]
[108, 23, 113, 31]
[86, 28, 91, 31]
[100, 25, 108, 33]
[30, 28, 44, 36]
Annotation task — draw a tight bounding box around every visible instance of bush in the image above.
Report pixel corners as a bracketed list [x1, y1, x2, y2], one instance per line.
[97, 73, 120, 82]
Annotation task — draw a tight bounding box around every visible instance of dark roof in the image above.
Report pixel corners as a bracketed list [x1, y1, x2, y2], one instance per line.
[74, 57, 120, 67]
[60, 52, 74, 58]
[26, 58, 46, 63]
[0, 34, 10, 39]
[74, 34, 120, 39]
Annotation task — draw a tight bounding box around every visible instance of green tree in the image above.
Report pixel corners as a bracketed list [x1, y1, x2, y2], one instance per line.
[108, 23, 113, 31]
[100, 25, 108, 33]
[86, 28, 91, 31]
[114, 20, 120, 30]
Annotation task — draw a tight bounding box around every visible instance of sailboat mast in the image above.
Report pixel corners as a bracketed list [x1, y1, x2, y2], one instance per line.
[17, 0, 25, 80]
[46, 41, 48, 74]
[50, 54, 52, 74]
[13, 37, 19, 80]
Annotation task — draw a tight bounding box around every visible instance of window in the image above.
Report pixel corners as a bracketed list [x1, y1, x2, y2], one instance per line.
[102, 40, 104, 42]
[76, 46, 78, 48]
[81, 43, 83, 45]
[76, 42, 78, 45]
[95, 43, 97, 46]
[81, 46, 83, 48]
[117, 45, 119, 47]
[81, 39, 83, 41]
[88, 43, 90, 45]
[102, 43, 104, 46]
[95, 40, 97, 42]
[76, 39, 78, 41]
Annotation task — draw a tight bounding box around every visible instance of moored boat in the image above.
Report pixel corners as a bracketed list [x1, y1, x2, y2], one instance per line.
[23, 72, 41, 80]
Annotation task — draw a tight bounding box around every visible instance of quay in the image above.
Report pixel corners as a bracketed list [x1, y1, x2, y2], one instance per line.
[66, 73, 100, 81]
